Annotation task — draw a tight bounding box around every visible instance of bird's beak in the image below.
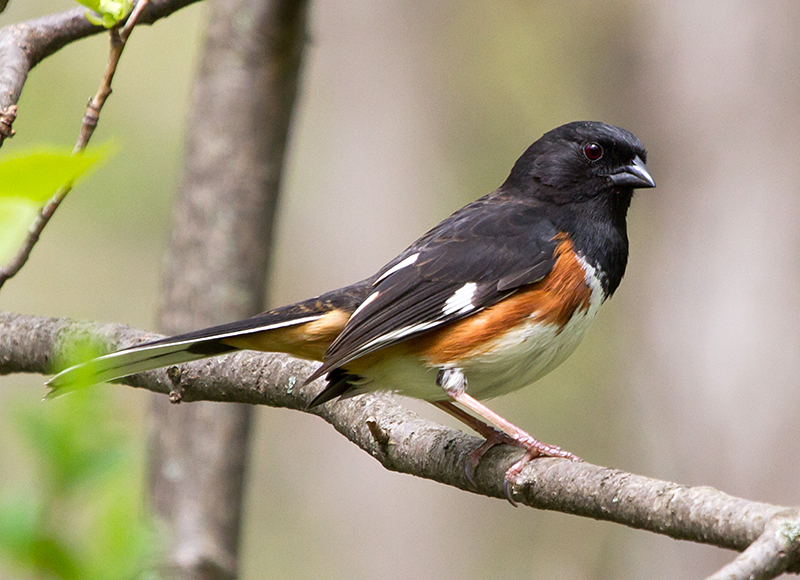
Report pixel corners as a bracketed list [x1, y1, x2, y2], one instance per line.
[609, 155, 655, 189]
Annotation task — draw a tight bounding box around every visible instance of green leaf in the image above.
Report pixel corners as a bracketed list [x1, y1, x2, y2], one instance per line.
[75, 0, 133, 28]
[0, 198, 39, 264]
[0, 146, 111, 204]
[0, 491, 41, 560]
[0, 144, 114, 263]
[82, 475, 157, 580]
[16, 376, 125, 492]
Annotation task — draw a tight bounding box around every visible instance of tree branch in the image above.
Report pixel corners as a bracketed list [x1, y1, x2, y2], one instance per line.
[2, 309, 799, 579]
[0, 0, 203, 142]
[705, 512, 800, 580]
[0, 1, 154, 291]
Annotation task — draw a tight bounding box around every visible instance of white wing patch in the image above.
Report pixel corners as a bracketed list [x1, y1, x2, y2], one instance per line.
[358, 320, 442, 352]
[349, 290, 380, 319]
[442, 282, 477, 316]
[374, 253, 419, 285]
[345, 282, 478, 359]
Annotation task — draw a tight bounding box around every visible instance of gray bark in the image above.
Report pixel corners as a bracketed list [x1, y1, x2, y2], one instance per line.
[149, 1, 309, 578]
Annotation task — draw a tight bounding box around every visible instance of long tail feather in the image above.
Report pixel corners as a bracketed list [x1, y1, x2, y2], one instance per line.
[44, 314, 324, 397]
[44, 278, 374, 397]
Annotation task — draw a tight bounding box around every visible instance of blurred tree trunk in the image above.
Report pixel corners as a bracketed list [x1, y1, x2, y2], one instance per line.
[617, 1, 800, 577]
[149, 0, 309, 578]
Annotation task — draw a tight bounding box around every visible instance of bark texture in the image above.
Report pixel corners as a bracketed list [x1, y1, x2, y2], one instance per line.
[149, 1, 309, 578]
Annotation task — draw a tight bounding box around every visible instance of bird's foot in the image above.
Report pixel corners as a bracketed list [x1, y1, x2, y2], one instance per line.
[465, 427, 516, 486]
[468, 427, 581, 505]
[500, 433, 581, 506]
[432, 388, 582, 506]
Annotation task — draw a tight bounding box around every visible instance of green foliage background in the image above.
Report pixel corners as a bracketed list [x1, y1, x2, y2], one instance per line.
[0, 146, 111, 263]
[0, 386, 155, 580]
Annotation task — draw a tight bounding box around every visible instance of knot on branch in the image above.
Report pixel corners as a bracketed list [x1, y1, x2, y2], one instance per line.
[81, 98, 102, 130]
[770, 509, 800, 573]
[0, 105, 17, 143]
[167, 365, 184, 403]
[366, 416, 391, 451]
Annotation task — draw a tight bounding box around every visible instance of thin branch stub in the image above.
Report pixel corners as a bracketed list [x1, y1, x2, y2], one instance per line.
[0, 105, 17, 141]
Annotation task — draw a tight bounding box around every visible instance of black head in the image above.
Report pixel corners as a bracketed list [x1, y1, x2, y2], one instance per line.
[503, 121, 654, 297]
[504, 121, 654, 205]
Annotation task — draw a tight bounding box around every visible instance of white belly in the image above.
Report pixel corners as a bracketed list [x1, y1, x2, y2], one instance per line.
[358, 262, 606, 401]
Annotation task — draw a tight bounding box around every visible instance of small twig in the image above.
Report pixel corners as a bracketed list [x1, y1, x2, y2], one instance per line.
[76, 0, 150, 150]
[705, 510, 800, 580]
[120, 0, 150, 39]
[0, 1, 203, 124]
[0, 1, 150, 290]
[0, 182, 72, 289]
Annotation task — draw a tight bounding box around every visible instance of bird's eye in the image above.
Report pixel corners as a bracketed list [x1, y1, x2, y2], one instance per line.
[583, 142, 603, 161]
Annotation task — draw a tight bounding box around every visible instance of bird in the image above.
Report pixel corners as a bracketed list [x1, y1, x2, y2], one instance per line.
[46, 121, 654, 502]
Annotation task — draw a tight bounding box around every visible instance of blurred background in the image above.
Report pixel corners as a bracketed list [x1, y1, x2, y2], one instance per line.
[2, 0, 800, 578]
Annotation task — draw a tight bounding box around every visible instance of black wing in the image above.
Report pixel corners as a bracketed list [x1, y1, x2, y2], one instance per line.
[307, 195, 560, 381]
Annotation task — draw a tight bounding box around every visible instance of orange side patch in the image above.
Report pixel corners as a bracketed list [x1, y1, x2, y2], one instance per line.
[222, 308, 350, 362]
[415, 235, 592, 364]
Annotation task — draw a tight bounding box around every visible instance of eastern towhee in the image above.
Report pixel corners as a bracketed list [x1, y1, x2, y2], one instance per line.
[47, 121, 655, 502]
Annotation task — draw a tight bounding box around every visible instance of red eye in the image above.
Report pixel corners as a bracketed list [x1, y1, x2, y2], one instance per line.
[583, 142, 603, 161]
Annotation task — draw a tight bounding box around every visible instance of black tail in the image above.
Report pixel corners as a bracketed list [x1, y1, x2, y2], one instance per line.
[45, 278, 375, 397]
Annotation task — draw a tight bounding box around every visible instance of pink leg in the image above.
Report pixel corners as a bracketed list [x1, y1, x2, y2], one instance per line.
[432, 400, 519, 485]
[434, 368, 581, 505]
[449, 390, 580, 462]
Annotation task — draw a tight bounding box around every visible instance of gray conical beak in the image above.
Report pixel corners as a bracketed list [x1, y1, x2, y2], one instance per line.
[609, 155, 655, 189]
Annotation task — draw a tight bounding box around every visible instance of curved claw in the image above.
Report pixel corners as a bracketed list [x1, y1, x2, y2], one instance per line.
[465, 460, 477, 487]
[502, 447, 583, 506]
[465, 430, 512, 488]
[429, 398, 581, 503]
[503, 479, 518, 507]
